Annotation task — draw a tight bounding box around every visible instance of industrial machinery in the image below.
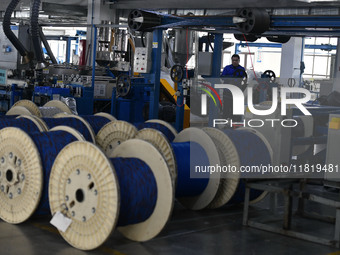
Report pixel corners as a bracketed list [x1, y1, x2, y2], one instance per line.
[3, 2, 340, 131]
[3, 1, 340, 252]
[0, 0, 94, 114]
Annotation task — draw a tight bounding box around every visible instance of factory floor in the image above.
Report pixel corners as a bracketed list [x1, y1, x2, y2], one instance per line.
[1, 195, 339, 255]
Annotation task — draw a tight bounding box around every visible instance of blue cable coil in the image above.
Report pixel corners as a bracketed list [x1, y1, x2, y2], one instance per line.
[111, 157, 157, 226]
[137, 122, 175, 142]
[0, 115, 18, 118]
[43, 118, 93, 142]
[0, 118, 41, 133]
[30, 131, 79, 215]
[80, 115, 111, 135]
[223, 130, 271, 204]
[171, 142, 210, 197]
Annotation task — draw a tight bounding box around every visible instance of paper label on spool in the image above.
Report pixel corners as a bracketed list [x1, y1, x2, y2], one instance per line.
[50, 211, 72, 232]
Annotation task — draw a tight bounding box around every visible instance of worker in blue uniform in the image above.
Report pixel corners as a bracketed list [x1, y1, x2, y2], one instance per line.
[221, 54, 245, 78]
[221, 54, 246, 123]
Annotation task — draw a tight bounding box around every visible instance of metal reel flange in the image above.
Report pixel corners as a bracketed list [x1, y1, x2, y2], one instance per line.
[202, 128, 241, 209]
[96, 120, 138, 156]
[43, 100, 73, 115]
[6, 106, 33, 116]
[49, 141, 119, 250]
[136, 128, 177, 188]
[0, 127, 43, 223]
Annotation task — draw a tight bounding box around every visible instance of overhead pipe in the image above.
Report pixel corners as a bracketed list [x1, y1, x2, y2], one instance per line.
[2, 0, 31, 64]
[39, 27, 57, 65]
[30, 0, 48, 69]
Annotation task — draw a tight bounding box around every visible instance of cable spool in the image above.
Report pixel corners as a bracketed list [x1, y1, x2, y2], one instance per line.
[80, 113, 116, 135]
[221, 128, 272, 204]
[110, 139, 173, 242]
[43, 100, 73, 115]
[136, 128, 177, 188]
[138, 119, 178, 142]
[0, 127, 84, 224]
[39, 100, 73, 117]
[0, 116, 46, 133]
[137, 127, 221, 210]
[6, 105, 34, 116]
[42, 116, 96, 143]
[173, 128, 220, 210]
[49, 139, 173, 249]
[11, 100, 42, 117]
[136, 127, 226, 210]
[49, 141, 119, 250]
[8, 100, 73, 118]
[96, 120, 138, 155]
[138, 126, 271, 208]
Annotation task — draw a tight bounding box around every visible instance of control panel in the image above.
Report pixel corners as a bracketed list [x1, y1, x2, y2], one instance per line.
[134, 47, 152, 73]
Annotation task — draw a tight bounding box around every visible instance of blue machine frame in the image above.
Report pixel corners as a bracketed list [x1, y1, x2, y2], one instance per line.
[93, 11, 340, 129]
[235, 42, 337, 54]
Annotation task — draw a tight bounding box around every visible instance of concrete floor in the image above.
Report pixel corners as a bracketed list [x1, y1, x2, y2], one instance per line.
[1, 200, 339, 255]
